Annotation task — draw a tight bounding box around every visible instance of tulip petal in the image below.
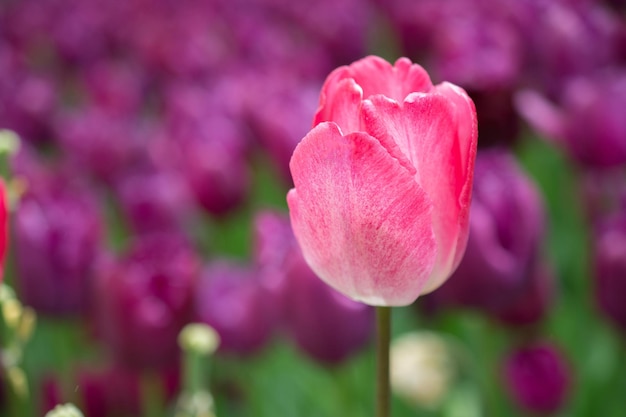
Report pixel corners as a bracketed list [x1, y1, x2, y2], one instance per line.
[288, 122, 436, 306]
[429, 82, 478, 280]
[317, 56, 433, 108]
[361, 92, 476, 292]
[313, 78, 363, 134]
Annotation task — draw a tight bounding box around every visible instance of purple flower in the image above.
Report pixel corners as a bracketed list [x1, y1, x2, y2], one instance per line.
[75, 365, 180, 417]
[430, 9, 522, 91]
[13, 167, 103, 315]
[252, 210, 295, 323]
[283, 248, 374, 364]
[94, 234, 200, 369]
[516, 71, 626, 168]
[113, 166, 193, 235]
[248, 0, 373, 66]
[81, 60, 146, 116]
[163, 82, 250, 216]
[513, 0, 622, 94]
[493, 262, 556, 326]
[194, 260, 275, 355]
[503, 342, 571, 414]
[425, 149, 547, 315]
[54, 107, 146, 183]
[594, 211, 626, 332]
[244, 74, 319, 183]
[0, 72, 56, 143]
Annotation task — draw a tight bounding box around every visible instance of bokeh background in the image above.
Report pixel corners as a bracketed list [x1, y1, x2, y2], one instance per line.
[1, 0, 626, 416]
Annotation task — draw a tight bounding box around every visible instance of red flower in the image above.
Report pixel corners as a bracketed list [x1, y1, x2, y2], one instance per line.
[287, 56, 477, 306]
[0, 180, 7, 281]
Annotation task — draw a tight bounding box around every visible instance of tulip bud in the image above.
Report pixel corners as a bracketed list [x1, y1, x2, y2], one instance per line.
[503, 342, 571, 414]
[178, 324, 220, 357]
[94, 234, 199, 369]
[193, 260, 274, 355]
[426, 149, 546, 315]
[6, 366, 28, 399]
[14, 177, 103, 315]
[0, 129, 20, 157]
[390, 332, 457, 410]
[44, 403, 84, 417]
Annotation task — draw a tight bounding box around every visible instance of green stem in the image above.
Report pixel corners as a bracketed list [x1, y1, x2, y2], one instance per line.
[140, 371, 163, 417]
[183, 347, 206, 395]
[376, 306, 391, 417]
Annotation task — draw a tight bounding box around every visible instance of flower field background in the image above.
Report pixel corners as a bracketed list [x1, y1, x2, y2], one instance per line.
[1, 0, 626, 416]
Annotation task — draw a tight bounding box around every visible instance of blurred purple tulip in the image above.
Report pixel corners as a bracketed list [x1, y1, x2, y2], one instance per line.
[95, 234, 199, 369]
[76, 365, 180, 417]
[128, 6, 228, 78]
[0, 73, 56, 143]
[513, 0, 622, 94]
[81, 60, 146, 115]
[194, 260, 275, 355]
[49, 0, 117, 64]
[244, 74, 319, 183]
[226, 11, 332, 80]
[373, 0, 463, 58]
[493, 262, 556, 326]
[503, 342, 571, 414]
[247, 0, 372, 66]
[430, 9, 522, 90]
[594, 211, 626, 332]
[54, 107, 146, 183]
[252, 210, 295, 323]
[14, 169, 103, 315]
[516, 71, 626, 168]
[180, 132, 249, 216]
[113, 166, 193, 235]
[163, 83, 250, 216]
[284, 246, 374, 365]
[425, 149, 547, 315]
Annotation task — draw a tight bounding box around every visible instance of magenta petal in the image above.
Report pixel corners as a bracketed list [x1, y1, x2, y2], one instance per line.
[430, 82, 478, 275]
[287, 122, 436, 306]
[313, 78, 363, 134]
[347, 56, 433, 102]
[317, 57, 434, 110]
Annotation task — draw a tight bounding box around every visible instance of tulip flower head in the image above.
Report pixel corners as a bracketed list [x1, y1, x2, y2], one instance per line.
[287, 56, 478, 306]
[503, 342, 571, 414]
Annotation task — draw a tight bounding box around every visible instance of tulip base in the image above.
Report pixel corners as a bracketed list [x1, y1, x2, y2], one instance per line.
[376, 306, 391, 417]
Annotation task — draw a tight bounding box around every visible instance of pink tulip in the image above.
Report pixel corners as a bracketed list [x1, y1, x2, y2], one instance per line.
[287, 56, 478, 306]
